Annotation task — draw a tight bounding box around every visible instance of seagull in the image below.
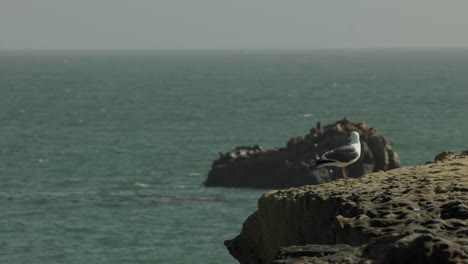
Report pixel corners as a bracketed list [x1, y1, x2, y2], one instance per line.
[314, 131, 361, 179]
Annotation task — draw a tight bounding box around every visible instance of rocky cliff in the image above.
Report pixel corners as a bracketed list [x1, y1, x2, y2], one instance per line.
[205, 119, 400, 188]
[225, 151, 468, 264]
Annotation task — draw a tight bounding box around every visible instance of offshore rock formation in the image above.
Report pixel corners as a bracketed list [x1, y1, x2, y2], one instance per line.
[205, 119, 400, 188]
[225, 152, 468, 264]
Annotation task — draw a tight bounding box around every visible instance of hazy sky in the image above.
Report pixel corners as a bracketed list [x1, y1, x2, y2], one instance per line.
[1, 0, 468, 50]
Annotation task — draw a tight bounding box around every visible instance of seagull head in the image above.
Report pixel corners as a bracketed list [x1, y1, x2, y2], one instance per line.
[350, 131, 360, 144]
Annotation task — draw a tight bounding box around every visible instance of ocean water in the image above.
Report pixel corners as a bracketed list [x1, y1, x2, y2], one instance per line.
[1, 49, 467, 263]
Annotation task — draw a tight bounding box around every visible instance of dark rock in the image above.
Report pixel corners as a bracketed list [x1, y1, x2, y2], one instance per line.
[362, 234, 466, 264]
[205, 119, 400, 188]
[273, 244, 356, 264]
[435, 151, 456, 162]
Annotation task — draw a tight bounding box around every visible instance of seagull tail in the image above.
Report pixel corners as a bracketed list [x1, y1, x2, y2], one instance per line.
[313, 159, 334, 168]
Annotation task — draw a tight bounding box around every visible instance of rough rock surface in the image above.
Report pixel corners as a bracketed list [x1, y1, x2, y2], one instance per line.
[204, 119, 400, 188]
[225, 152, 468, 264]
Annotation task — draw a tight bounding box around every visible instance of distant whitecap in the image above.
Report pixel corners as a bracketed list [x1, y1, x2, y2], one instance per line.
[297, 113, 314, 118]
[134, 183, 150, 188]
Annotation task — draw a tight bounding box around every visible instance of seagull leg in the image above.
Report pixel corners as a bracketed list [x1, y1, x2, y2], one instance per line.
[342, 167, 350, 179]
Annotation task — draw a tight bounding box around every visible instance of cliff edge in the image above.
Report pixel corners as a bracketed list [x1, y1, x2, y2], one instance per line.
[225, 151, 468, 264]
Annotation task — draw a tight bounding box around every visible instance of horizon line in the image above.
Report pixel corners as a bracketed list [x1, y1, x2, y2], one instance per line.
[2, 46, 468, 53]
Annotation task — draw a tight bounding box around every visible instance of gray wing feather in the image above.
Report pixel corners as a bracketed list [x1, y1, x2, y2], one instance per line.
[322, 145, 358, 163]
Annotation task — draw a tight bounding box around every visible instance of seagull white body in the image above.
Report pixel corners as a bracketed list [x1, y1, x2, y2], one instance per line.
[315, 131, 361, 178]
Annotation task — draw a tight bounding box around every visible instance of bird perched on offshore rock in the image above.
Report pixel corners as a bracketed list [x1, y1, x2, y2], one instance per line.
[314, 131, 361, 179]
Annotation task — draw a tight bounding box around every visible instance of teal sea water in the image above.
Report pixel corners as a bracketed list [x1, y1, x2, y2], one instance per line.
[1, 50, 467, 263]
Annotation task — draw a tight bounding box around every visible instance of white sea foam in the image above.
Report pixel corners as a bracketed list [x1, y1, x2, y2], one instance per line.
[134, 183, 151, 188]
[297, 113, 315, 118]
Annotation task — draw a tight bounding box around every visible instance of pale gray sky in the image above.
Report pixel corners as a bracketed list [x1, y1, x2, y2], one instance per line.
[1, 0, 468, 50]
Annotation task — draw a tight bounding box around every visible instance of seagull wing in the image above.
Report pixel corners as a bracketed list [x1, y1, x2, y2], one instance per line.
[321, 145, 359, 163]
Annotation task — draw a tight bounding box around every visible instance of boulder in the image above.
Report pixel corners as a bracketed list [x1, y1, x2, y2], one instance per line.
[205, 119, 400, 188]
[225, 151, 468, 264]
